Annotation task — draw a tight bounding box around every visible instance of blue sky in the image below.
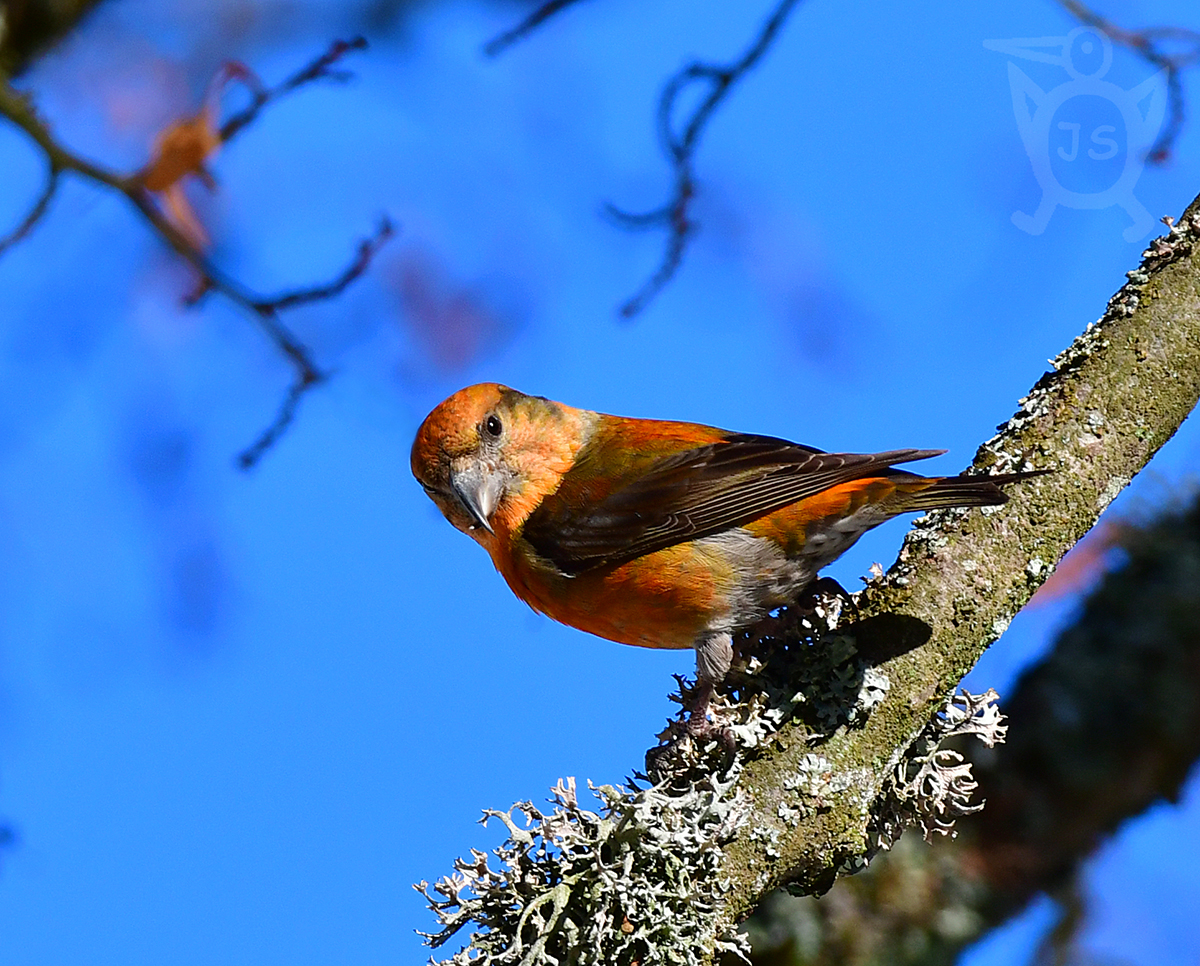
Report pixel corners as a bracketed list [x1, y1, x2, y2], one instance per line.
[1, 1, 1199, 963]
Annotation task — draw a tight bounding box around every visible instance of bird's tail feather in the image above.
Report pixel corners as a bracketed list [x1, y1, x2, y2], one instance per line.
[897, 469, 1049, 511]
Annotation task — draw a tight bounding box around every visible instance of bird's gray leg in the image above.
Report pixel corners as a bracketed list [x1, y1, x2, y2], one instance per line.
[646, 632, 737, 777]
[689, 632, 733, 736]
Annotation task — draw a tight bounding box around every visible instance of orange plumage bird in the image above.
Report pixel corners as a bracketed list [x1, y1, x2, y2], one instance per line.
[411, 384, 1038, 730]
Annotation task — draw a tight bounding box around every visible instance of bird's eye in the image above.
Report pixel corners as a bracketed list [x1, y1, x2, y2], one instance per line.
[484, 414, 502, 438]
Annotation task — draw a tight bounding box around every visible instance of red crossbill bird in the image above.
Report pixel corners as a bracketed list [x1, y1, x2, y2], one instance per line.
[411, 384, 1039, 731]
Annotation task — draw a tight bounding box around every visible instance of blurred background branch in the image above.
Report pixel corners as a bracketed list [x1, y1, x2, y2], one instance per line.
[483, 0, 588, 56]
[1058, 0, 1200, 163]
[488, 0, 1200, 317]
[606, 0, 804, 318]
[486, 0, 808, 318]
[0, 36, 391, 467]
[0, 0, 107, 76]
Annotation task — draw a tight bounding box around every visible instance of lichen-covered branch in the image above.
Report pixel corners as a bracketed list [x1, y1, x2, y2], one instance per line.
[0, 39, 391, 468]
[716, 192, 1200, 924]
[420, 774, 755, 965]
[746, 489, 1200, 965]
[419, 601, 1004, 966]
[421, 193, 1200, 964]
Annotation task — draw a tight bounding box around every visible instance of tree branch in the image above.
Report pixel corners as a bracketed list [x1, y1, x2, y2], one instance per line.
[250, 216, 393, 313]
[608, 0, 804, 318]
[1058, 0, 1200, 163]
[218, 36, 368, 145]
[0, 161, 59, 254]
[0, 0, 107, 76]
[0, 39, 391, 468]
[746, 489, 1200, 965]
[483, 0, 807, 317]
[420, 193, 1200, 964]
[483, 0, 589, 57]
[716, 192, 1200, 924]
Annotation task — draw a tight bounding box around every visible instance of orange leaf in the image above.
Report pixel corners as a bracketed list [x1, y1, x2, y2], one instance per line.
[138, 61, 260, 246]
[162, 183, 209, 249]
[142, 108, 220, 192]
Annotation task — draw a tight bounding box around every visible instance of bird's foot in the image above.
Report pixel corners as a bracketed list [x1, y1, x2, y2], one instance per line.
[687, 680, 736, 746]
[796, 576, 859, 621]
[686, 708, 736, 751]
[682, 679, 727, 734]
[645, 679, 736, 781]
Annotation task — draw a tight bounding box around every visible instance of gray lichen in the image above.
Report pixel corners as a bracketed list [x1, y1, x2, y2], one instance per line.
[418, 774, 752, 965]
[418, 602, 870, 964]
[1107, 211, 1200, 318]
[873, 689, 1008, 847]
[418, 604, 997, 965]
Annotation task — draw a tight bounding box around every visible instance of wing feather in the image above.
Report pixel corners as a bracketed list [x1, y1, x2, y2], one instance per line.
[521, 431, 944, 574]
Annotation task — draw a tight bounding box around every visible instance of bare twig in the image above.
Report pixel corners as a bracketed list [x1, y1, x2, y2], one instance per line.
[0, 39, 389, 468]
[1058, 0, 1200, 162]
[259, 217, 394, 312]
[236, 369, 323, 470]
[609, 0, 805, 318]
[483, 0, 589, 57]
[220, 36, 368, 144]
[235, 216, 394, 470]
[0, 162, 59, 254]
[120, 185, 327, 376]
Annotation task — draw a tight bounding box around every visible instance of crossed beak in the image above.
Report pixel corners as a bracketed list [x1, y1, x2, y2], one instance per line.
[451, 460, 506, 534]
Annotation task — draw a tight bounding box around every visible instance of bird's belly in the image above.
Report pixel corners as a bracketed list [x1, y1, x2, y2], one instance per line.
[504, 529, 813, 650]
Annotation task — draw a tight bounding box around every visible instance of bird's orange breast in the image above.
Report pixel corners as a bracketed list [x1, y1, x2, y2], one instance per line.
[491, 537, 736, 650]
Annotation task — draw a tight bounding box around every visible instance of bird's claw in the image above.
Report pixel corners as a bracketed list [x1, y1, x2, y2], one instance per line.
[796, 575, 859, 619]
[686, 711, 736, 751]
[645, 683, 737, 780]
[645, 724, 735, 782]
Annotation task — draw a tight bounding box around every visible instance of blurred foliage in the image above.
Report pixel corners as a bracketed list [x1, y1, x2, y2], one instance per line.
[1, 0, 106, 75]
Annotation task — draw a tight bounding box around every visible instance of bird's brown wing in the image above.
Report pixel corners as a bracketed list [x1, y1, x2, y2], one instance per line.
[521, 433, 944, 575]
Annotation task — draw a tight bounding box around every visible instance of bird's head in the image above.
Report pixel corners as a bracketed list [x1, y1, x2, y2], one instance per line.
[411, 383, 592, 544]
